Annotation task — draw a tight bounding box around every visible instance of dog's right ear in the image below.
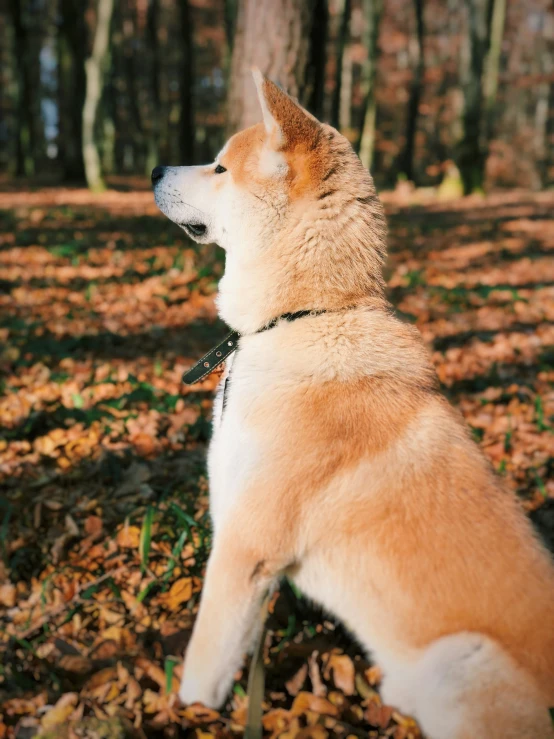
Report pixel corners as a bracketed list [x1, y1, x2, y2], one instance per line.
[252, 68, 320, 150]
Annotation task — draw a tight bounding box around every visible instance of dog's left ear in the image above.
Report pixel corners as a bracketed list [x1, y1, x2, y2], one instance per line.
[252, 68, 320, 150]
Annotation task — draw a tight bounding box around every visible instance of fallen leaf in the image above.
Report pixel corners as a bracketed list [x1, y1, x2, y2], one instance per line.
[308, 651, 326, 696]
[116, 523, 141, 548]
[325, 652, 355, 695]
[0, 584, 16, 608]
[285, 663, 308, 696]
[40, 693, 78, 731]
[164, 577, 193, 611]
[291, 692, 338, 717]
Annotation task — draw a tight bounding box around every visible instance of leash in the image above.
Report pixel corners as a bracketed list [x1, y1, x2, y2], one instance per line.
[244, 594, 270, 739]
[182, 330, 240, 385]
[181, 310, 326, 385]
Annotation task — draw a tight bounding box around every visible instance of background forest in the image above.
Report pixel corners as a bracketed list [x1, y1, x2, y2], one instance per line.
[1, 0, 554, 194]
[1, 2, 554, 739]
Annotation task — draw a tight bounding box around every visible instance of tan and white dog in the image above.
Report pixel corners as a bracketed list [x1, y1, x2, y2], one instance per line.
[152, 70, 554, 738]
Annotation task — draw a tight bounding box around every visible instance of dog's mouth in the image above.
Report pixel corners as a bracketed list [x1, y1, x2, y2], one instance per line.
[181, 223, 207, 238]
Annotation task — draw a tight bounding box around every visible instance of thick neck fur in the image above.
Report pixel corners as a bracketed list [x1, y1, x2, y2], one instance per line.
[217, 132, 389, 334]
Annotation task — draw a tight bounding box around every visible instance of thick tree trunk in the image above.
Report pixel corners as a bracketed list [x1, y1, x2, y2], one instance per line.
[179, 0, 195, 164]
[456, 0, 492, 194]
[228, 0, 317, 133]
[331, 0, 351, 130]
[357, 0, 383, 170]
[398, 0, 424, 182]
[82, 0, 114, 191]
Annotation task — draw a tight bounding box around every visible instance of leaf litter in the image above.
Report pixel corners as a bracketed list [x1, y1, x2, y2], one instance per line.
[0, 186, 553, 737]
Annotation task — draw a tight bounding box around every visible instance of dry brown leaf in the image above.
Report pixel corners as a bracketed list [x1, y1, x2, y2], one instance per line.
[82, 667, 119, 693]
[262, 707, 292, 733]
[285, 663, 308, 696]
[59, 654, 94, 674]
[116, 523, 141, 548]
[308, 651, 326, 697]
[291, 692, 339, 717]
[135, 657, 172, 691]
[164, 577, 193, 611]
[124, 677, 142, 710]
[365, 664, 383, 686]
[183, 704, 221, 723]
[84, 515, 103, 537]
[365, 702, 394, 729]
[0, 583, 16, 608]
[131, 432, 156, 456]
[325, 652, 355, 695]
[295, 726, 328, 739]
[40, 692, 79, 731]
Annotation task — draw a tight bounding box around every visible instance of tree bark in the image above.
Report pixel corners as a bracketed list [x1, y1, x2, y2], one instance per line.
[456, 0, 493, 194]
[179, 0, 195, 164]
[227, 0, 317, 133]
[224, 0, 238, 54]
[483, 0, 505, 143]
[304, 0, 328, 121]
[59, 0, 88, 181]
[398, 0, 424, 182]
[122, 1, 146, 169]
[357, 0, 383, 170]
[82, 0, 114, 191]
[8, 0, 41, 176]
[146, 0, 161, 173]
[331, 0, 351, 130]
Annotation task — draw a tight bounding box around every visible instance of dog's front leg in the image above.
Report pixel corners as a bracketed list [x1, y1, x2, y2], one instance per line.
[179, 526, 284, 709]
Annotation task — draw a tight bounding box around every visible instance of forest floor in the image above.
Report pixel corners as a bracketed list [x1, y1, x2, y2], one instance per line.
[1, 183, 553, 739]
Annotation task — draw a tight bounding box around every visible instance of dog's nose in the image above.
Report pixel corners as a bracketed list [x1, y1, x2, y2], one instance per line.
[151, 166, 166, 184]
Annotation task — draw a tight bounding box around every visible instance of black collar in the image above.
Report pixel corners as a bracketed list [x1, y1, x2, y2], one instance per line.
[182, 310, 325, 385]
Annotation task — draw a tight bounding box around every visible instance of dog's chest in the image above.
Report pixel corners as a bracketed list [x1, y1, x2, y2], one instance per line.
[207, 352, 259, 529]
[211, 352, 235, 429]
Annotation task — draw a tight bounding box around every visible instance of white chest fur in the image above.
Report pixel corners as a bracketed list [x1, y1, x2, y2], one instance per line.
[206, 351, 261, 533]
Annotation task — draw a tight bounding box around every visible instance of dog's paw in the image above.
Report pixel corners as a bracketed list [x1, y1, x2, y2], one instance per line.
[178, 673, 221, 709]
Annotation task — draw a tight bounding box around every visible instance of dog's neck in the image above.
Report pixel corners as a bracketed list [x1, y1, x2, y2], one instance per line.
[216, 231, 387, 335]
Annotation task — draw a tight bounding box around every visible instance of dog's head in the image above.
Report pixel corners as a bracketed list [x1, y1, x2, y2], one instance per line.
[153, 70, 387, 332]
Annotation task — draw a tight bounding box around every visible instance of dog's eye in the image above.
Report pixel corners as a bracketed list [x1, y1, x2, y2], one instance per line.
[214, 164, 227, 174]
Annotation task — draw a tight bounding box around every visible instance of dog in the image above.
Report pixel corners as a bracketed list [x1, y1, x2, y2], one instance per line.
[152, 70, 554, 738]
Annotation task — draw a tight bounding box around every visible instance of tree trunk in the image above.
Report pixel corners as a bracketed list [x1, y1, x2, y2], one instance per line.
[331, 0, 351, 130]
[146, 0, 161, 173]
[59, 0, 88, 181]
[456, 0, 492, 194]
[398, 0, 424, 182]
[179, 0, 195, 164]
[357, 0, 383, 170]
[224, 0, 238, 54]
[122, 1, 145, 169]
[304, 0, 328, 121]
[228, 0, 317, 133]
[483, 0, 505, 143]
[544, 81, 554, 187]
[82, 0, 114, 191]
[8, 0, 40, 176]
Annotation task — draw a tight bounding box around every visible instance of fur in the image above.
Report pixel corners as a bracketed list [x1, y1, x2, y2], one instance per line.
[153, 71, 554, 739]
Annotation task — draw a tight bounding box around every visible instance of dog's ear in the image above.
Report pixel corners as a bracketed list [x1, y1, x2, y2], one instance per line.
[252, 68, 320, 150]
